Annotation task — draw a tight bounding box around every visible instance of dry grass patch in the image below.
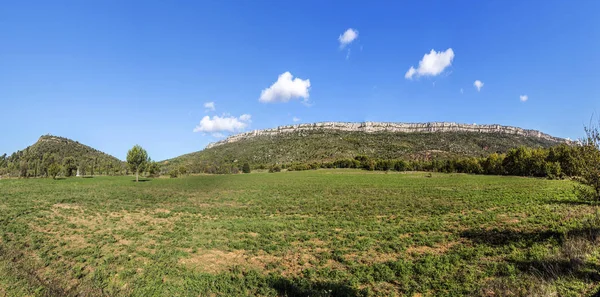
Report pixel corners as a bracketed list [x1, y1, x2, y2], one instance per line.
[179, 249, 250, 274]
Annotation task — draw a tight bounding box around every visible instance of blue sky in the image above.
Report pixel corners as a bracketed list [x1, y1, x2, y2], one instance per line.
[1, 1, 599, 160]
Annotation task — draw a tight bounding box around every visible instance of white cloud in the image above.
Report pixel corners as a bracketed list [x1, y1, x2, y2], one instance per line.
[473, 80, 484, 92]
[204, 101, 215, 112]
[338, 28, 358, 48]
[405, 48, 455, 79]
[292, 117, 300, 122]
[520, 95, 528, 102]
[259, 72, 311, 103]
[460, 88, 464, 94]
[211, 132, 225, 138]
[346, 49, 351, 60]
[193, 114, 251, 135]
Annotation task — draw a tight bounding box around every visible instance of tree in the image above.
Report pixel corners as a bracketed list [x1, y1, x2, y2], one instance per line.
[48, 163, 61, 180]
[19, 161, 28, 178]
[147, 161, 161, 178]
[42, 153, 56, 178]
[63, 157, 77, 177]
[242, 163, 251, 173]
[127, 145, 149, 182]
[576, 119, 600, 200]
[178, 165, 188, 176]
[78, 159, 88, 177]
[482, 153, 504, 175]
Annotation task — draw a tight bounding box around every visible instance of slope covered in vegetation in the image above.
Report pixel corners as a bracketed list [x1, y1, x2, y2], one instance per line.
[0, 135, 123, 177]
[163, 128, 566, 173]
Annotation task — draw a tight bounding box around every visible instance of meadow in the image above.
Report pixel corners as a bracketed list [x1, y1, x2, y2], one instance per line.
[0, 170, 599, 296]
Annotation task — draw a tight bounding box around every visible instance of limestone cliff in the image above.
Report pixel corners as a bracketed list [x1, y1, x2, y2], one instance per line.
[206, 122, 568, 149]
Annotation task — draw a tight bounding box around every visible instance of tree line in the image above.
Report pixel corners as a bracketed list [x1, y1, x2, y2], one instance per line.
[276, 143, 583, 179]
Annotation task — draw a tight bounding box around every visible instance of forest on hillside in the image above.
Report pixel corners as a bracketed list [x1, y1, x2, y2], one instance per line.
[0, 135, 124, 178]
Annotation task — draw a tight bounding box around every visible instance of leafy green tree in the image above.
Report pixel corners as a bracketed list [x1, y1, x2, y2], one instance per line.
[79, 159, 88, 177]
[147, 161, 161, 178]
[19, 161, 28, 178]
[503, 147, 532, 176]
[576, 120, 600, 200]
[63, 156, 77, 177]
[242, 163, 251, 173]
[178, 166, 188, 176]
[127, 145, 149, 182]
[42, 153, 56, 178]
[482, 153, 504, 175]
[48, 163, 61, 179]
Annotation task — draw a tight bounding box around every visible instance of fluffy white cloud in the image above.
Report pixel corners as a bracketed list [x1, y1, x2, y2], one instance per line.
[292, 117, 300, 122]
[204, 101, 215, 112]
[259, 72, 311, 103]
[193, 114, 251, 135]
[473, 80, 484, 92]
[338, 28, 358, 48]
[405, 48, 455, 79]
[520, 95, 528, 102]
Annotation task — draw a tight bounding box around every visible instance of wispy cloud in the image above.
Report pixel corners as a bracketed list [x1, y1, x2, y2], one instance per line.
[338, 28, 358, 49]
[473, 80, 484, 92]
[204, 101, 215, 112]
[520, 95, 528, 102]
[292, 117, 300, 122]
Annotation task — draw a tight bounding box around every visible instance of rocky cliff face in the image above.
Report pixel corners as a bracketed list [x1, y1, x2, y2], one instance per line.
[206, 122, 568, 149]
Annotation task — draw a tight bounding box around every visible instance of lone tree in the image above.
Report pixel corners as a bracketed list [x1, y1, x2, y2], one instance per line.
[127, 145, 149, 182]
[577, 118, 600, 200]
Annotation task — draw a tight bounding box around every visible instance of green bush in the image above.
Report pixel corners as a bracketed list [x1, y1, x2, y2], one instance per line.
[242, 163, 251, 173]
[269, 165, 281, 173]
[169, 170, 179, 178]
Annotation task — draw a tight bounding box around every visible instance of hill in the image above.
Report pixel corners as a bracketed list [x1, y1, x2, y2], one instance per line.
[163, 122, 569, 172]
[0, 135, 123, 177]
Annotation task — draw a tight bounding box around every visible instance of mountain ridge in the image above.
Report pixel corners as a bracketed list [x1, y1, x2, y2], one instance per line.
[206, 121, 569, 149]
[163, 121, 571, 173]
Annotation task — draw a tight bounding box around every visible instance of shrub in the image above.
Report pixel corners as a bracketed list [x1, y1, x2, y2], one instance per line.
[169, 170, 179, 178]
[544, 161, 562, 180]
[394, 160, 409, 172]
[269, 165, 281, 173]
[178, 166, 188, 176]
[242, 163, 251, 173]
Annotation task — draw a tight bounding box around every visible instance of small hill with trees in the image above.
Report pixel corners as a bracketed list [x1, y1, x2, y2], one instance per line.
[0, 135, 124, 177]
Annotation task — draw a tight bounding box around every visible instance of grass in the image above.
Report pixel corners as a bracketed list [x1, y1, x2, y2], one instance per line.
[0, 170, 599, 296]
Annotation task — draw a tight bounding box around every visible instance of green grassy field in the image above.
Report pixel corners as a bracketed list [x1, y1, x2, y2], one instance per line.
[1, 170, 599, 296]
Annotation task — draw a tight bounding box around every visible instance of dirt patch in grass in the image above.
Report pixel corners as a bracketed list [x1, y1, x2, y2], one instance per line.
[52, 203, 82, 210]
[406, 240, 464, 256]
[179, 249, 250, 273]
[178, 247, 341, 277]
